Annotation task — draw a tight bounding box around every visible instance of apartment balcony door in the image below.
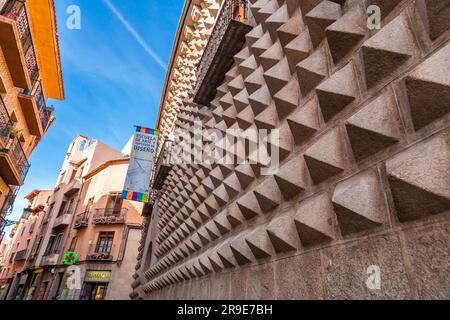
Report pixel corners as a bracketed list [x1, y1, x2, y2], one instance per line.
[106, 193, 123, 214]
[86, 197, 94, 213]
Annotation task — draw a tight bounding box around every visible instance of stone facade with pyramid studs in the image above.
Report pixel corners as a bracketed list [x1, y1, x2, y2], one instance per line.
[155, 0, 223, 155]
[131, 0, 450, 299]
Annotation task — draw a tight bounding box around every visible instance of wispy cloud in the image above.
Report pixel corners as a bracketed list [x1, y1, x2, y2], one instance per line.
[101, 0, 167, 70]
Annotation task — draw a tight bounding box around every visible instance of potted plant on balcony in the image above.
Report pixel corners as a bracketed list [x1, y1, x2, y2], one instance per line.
[9, 126, 23, 141]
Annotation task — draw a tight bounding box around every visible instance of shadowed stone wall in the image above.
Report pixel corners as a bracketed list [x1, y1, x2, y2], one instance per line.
[132, 0, 450, 300]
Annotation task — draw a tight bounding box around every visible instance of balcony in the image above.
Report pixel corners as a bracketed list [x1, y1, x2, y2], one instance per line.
[73, 212, 89, 229]
[41, 212, 51, 225]
[0, 0, 39, 89]
[52, 213, 72, 229]
[14, 248, 27, 261]
[41, 252, 59, 266]
[86, 244, 115, 262]
[152, 138, 174, 190]
[92, 208, 127, 225]
[0, 191, 15, 217]
[20, 207, 32, 220]
[193, 0, 252, 106]
[0, 113, 30, 185]
[64, 179, 81, 196]
[0, 96, 12, 149]
[18, 81, 52, 137]
[41, 241, 63, 266]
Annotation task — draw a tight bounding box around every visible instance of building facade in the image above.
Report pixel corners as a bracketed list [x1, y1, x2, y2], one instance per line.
[0, 0, 64, 241]
[132, 0, 450, 299]
[59, 158, 143, 300]
[0, 235, 9, 266]
[0, 189, 52, 299]
[1, 136, 143, 300]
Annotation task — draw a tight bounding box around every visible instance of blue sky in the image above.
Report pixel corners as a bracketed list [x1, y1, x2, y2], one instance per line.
[4, 0, 184, 234]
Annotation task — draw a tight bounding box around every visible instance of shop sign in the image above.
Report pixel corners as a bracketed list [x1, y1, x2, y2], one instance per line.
[84, 271, 111, 283]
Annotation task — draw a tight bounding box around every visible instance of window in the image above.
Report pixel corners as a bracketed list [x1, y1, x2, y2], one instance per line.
[86, 197, 94, 213]
[95, 232, 114, 253]
[26, 239, 30, 249]
[88, 139, 96, 147]
[69, 237, 77, 251]
[42, 203, 54, 225]
[53, 234, 64, 253]
[45, 235, 56, 255]
[79, 140, 86, 151]
[20, 225, 25, 236]
[31, 236, 43, 257]
[106, 193, 123, 214]
[69, 169, 77, 181]
[65, 198, 75, 215]
[48, 203, 55, 216]
[57, 201, 67, 217]
[78, 166, 85, 178]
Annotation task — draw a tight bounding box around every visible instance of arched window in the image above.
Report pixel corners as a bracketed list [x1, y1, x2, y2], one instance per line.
[79, 140, 86, 151]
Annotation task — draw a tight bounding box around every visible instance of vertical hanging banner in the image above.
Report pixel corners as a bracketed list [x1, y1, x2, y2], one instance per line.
[121, 126, 159, 203]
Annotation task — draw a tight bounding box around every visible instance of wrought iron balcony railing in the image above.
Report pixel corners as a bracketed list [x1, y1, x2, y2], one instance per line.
[7, 137, 29, 178]
[43, 244, 61, 256]
[152, 138, 174, 190]
[21, 207, 32, 220]
[0, 216, 9, 236]
[86, 244, 115, 262]
[1, 0, 39, 84]
[92, 208, 127, 225]
[1, 96, 30, 185]
[193, 0, 252, 105]
[1, 136, 30, 183]
[41, 211, 51, 225]
[14, 248, 27, 261]
[74, 211, 89, 229]
[0, 191, 16, 218]
[20, 80, 52, 132]
[0, 96, 12, 147]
